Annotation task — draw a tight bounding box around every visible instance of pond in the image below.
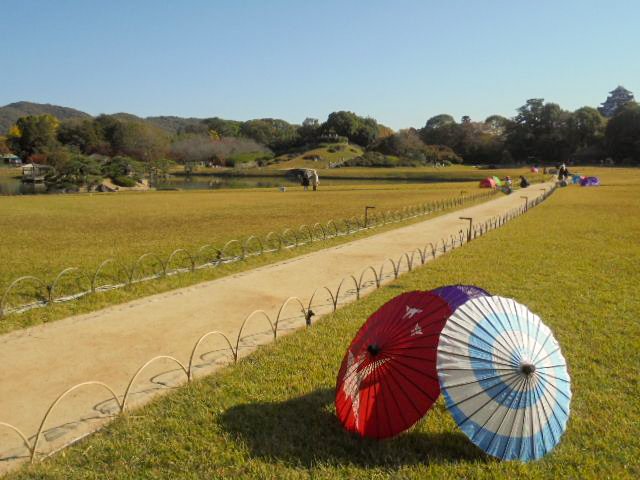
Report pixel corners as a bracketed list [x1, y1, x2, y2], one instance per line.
[151, 175, 303, 191]
[0, 173, 430, 195]
[0, 175, 48, 195]
[151, 174, 439, 190]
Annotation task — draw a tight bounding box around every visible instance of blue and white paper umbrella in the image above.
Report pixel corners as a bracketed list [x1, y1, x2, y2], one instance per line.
[437, 296, 571, 461]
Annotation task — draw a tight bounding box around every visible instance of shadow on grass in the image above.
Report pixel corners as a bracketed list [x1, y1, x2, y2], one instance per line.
[219, 387, 487, 468]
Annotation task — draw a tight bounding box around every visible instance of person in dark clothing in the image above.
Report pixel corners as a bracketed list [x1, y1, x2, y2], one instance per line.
[519, 176, 530, 188]
[302, 176, 310, 191]
[558, 163, 569, 181]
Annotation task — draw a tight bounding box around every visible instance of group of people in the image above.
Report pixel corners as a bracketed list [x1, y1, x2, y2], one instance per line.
[500, 175, 529, 194]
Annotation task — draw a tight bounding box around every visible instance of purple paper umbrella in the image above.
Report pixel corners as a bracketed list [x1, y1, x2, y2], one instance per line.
[429, 285, 490, 312]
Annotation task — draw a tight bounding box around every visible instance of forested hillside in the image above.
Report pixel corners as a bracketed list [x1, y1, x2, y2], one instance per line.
[2, 86, 639, 173]
[0, 101, 91, 133]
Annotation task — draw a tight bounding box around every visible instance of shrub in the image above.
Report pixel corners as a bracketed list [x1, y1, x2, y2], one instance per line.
[102, 155, 142, 179]
[113, 175, 137, 187]
[343, 152, 407, 167]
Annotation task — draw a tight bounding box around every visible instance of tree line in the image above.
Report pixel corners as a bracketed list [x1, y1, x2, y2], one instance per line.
[1, 94, 639, 182]
[417, 99, 640, 166]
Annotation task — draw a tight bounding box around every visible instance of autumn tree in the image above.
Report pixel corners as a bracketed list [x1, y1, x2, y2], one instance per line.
[0, 135, 10, 155]
[7, 114, 60, 159]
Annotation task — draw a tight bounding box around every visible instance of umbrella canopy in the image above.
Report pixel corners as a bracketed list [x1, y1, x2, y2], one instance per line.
[437, 296, 571, 461]
[479, 177, 497, 188]
[335, 291, 451, 438]
[430, 285, 490, 312]
[580, 176, 600, 186]
[492, 176, 503, 186]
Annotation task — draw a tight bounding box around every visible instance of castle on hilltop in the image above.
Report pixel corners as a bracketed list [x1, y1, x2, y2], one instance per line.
[598, 86, 635, 117]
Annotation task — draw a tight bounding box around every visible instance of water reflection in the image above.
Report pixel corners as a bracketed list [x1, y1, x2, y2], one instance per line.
[1, 174, 425, 196]
[0, 176, 48, 195]
[151, 175, 424, 191]
[151, 175, 301, 191]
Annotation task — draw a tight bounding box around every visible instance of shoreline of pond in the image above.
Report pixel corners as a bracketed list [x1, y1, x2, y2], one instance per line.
[0, 172, 452, 196]
[1, 165, 552, 196]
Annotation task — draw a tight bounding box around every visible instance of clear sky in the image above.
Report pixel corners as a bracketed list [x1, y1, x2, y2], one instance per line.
[2, 0, 639, 130]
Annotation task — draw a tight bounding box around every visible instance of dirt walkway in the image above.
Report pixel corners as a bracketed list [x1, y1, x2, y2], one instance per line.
[0, 183, 554, 471]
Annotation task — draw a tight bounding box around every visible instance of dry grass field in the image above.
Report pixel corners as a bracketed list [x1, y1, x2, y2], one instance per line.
[0, 182, 486, 286]
[0, 179, 500, 332]
[7, 166, 638, 479]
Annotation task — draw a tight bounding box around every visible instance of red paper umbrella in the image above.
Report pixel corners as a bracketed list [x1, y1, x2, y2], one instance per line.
[335, 291, 452, 439]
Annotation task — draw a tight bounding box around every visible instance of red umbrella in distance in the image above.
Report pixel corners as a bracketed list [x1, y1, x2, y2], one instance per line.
[335, 291, 452, 439]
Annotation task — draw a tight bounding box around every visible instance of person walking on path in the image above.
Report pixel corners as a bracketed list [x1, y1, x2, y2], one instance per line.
[311, 170, 319, 191]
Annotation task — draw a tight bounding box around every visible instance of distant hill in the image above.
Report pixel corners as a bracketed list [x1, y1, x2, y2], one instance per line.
[0, 102, 210, 135]
[108, 112, 145, 121]
[104, 114, 207, 134]
[0, 101, 91, 134]
[146, 116, 208, 135]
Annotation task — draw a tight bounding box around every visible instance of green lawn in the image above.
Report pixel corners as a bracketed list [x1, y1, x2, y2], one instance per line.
[0, 181, 495, 333]
[9, 169, 639, 479]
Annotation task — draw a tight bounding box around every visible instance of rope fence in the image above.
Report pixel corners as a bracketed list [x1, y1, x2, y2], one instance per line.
[0, 185, 556, 464]
[0, 189, 502, 318]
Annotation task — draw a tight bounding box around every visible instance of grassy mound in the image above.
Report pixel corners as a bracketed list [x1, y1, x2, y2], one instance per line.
[272, 143, 364, 169]
[10, 172, 639, 478]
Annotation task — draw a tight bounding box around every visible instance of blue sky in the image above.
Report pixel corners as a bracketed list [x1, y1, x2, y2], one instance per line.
[2, 0, 639, 129]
